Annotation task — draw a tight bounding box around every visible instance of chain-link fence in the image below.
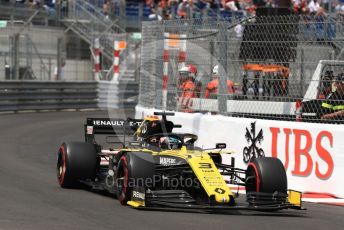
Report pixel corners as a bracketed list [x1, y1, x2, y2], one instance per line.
[138, 15, 344, 124]
[0, 23, 94, 81]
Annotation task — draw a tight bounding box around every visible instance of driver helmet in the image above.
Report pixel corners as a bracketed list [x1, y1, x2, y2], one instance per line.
[159, 136, 182, 150]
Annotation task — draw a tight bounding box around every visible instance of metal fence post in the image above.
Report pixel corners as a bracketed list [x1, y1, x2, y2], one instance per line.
[210, 40, 214, 77]
[300, 48, 304, 97]
[217, 22, 228, 115]
[13, 33, 20, 80]
[57, 37, 63, 80]
[48, 57, 52, 81]
[155, 22, 164, 109]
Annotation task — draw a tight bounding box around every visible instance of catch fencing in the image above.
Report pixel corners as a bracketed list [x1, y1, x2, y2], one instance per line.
[0, 26, 93, 81]
[0, 2, 141, 82]
[138, 15, 344, 124]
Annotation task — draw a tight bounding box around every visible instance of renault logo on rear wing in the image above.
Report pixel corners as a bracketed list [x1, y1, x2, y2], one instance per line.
[87, 118, 143, 128]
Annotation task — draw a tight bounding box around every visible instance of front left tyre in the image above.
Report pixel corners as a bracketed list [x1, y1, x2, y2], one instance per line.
[57, 142, 98, 188]
[245, 157, 288, 208]
[245, 157, 287, 194]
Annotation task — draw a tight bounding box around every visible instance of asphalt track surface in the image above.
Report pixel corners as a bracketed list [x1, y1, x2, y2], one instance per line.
[0, 110, 344, 230]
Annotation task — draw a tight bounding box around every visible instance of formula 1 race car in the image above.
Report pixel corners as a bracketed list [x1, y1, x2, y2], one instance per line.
[57, 112, 303, 211]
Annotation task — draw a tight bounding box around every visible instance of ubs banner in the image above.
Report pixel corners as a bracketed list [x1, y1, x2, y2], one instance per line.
[136, 106, 344, 198]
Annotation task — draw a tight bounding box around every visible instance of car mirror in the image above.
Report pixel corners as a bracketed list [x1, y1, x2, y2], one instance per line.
[216, 143, 226, 149]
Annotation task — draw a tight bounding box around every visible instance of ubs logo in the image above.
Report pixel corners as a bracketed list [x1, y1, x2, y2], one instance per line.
[243, 122, 265, 163]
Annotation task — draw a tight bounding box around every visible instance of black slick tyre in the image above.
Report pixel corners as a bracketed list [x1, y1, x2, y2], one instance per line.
[117, 155, 131, 205]
[245, 157, 287, 194]
[116, 152, 155, 205]
[57, 142, 98, 188]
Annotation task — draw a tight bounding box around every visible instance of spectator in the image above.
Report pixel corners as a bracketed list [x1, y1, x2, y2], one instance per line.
[158, 0, 169, 19]
[148, 7, 163, 20]
[178, 64, 199, 112]
[43, 0, 56, 17]
[205, 65, 235, 99]
[223, 0, 239, 11]
[145, 0, 155, 8]
[335, 1, 344, 15]
[187, 0, 201, 18]
[102, 0, 110, 19]
[54, 59, 66, 81]
[308, 0, 320, 14]
[320, 73, 344, 120]
[58, 0, 68, 16]
[168, 0, 179, 17]
[292, 0, 308, 14]
[177, 0, 189, 18]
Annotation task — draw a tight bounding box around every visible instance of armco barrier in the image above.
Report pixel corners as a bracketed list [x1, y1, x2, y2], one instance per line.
[98, 81, 138, 109]
[0, 81, 138, 112]
[136, 105, 344, 198]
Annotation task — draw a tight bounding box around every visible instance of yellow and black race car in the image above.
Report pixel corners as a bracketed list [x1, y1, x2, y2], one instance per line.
[57, 112, 303, 211]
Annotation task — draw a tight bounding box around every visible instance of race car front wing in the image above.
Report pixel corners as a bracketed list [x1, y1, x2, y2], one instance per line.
[127, 188, 305, 211]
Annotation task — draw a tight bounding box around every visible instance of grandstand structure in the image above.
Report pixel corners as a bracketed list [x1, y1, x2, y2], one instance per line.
[0, 0, 142, 81]
[0, 0, 250, 81]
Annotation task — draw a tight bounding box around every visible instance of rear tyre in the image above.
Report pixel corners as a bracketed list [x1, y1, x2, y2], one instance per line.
[57, 142, 98, 188]
[245, 157, 287, 194]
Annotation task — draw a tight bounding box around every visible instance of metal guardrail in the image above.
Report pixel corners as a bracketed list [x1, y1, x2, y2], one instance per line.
[0, 81, 138, 112]
[98, 81, 138, 109]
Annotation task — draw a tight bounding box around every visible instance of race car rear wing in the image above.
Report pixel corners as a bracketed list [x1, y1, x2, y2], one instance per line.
[84, 118, 143, 143]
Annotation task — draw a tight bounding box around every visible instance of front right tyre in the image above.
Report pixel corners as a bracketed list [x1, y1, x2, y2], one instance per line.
[116, 152, 155, 205]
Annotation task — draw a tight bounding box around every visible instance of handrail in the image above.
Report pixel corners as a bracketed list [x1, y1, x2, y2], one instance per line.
[72, 0, 125, 33]
[16, 10, 40, 34]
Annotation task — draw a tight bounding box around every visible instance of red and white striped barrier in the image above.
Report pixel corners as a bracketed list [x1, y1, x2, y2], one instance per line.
[178, 34, 187, 70]
[112, 41, 126, 82]
[94, 38, 100, 81]
[113, 41, 120, 83]
[163, 33, 187, 110]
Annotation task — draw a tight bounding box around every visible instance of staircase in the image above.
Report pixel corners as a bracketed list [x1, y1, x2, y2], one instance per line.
[61, 0, 140, 82]
[61, 0, 126, 62]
